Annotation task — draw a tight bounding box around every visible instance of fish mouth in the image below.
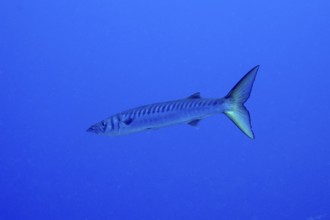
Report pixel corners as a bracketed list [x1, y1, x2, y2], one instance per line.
[86, 125, 100, 134]
[86, 126, 94, 132]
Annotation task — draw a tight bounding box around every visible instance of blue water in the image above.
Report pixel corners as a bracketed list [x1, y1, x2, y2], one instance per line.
[1, 0, 330, 219]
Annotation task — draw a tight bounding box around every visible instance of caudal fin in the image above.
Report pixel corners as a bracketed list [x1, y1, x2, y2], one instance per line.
[224, 65, 259, 139]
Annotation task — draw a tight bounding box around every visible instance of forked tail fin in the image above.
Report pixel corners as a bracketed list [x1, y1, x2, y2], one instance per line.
[224, 65, 259, 139]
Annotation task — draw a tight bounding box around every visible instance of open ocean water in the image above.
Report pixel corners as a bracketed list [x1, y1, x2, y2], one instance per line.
[1, 0, 330, 219]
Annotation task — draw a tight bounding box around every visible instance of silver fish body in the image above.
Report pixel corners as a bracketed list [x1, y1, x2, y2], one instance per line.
[87, 65, 259, 139]
[88, 96, 227, 136]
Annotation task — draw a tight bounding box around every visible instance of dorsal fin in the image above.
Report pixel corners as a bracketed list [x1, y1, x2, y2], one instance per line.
[187, 119, 201, 127]
[187, 92, 201, 99]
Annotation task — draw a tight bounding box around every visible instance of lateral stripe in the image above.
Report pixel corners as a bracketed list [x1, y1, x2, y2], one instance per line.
[189, 101, 194, 108]
[173, 102, 179, 110]
[129, 110, 135, 119]
[168, 103, 174, 111]
[179, 102, 185, 110]
[151, 105, 157, 114]
[160, 105, 166, 113]
[141, 108, 146, 116]
[146, 106, 152, 115]
[110, 117, 114, 130]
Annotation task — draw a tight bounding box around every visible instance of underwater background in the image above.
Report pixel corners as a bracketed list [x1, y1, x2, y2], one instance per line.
[1, 0, 330, 219]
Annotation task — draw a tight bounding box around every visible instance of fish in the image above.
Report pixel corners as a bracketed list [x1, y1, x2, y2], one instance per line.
[87, 65, 259, 139]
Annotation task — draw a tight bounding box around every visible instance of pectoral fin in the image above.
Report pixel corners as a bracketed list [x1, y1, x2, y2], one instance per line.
[120, 118, 133, 127]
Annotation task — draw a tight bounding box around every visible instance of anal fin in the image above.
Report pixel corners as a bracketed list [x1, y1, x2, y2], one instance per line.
[188, 119, 201, 127]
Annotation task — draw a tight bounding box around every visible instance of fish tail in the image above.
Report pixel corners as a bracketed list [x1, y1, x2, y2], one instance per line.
[224, 65, 259, 139]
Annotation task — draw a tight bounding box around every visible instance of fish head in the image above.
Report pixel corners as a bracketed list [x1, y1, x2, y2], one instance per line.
[86, 120, 108, 135]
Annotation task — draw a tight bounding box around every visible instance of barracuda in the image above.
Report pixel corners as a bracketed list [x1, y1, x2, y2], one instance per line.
[87, 65, 259, 139]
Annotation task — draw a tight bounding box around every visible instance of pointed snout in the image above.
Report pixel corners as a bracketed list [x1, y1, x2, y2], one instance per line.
[86, 124, 100, 134]
[86, 126, 94, 133]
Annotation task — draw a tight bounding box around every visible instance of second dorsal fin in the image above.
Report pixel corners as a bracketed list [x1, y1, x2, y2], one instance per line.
[187, 92, 201, 99]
